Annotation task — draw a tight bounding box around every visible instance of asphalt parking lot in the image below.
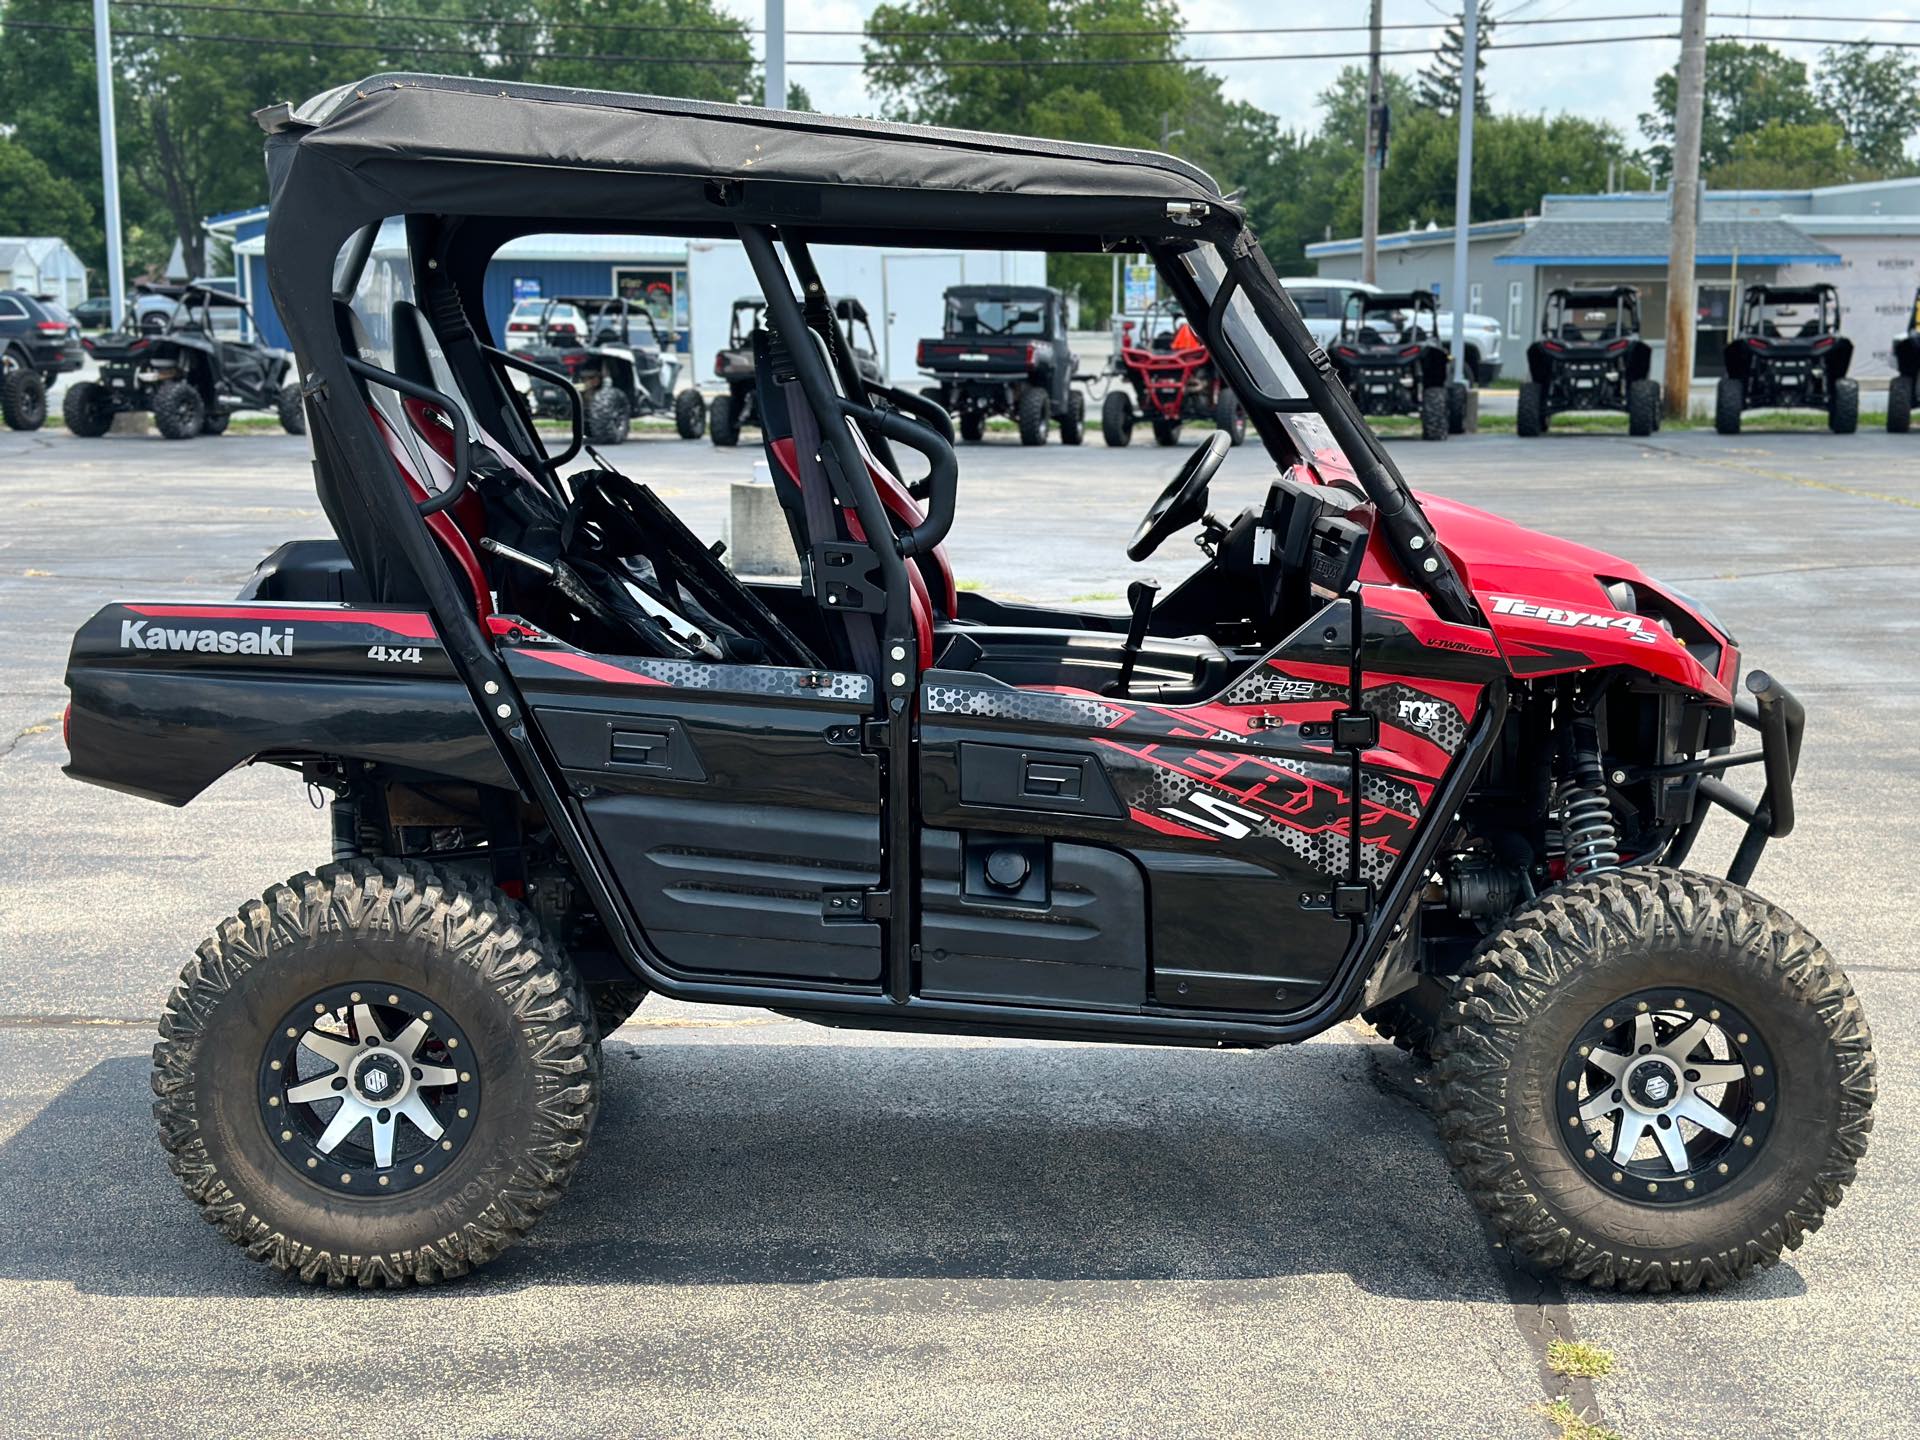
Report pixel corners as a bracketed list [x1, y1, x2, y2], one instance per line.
[1, 420, 1915, 1439]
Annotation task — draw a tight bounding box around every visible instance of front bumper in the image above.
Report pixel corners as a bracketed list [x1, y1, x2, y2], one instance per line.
[1670, 670, 1805, 885]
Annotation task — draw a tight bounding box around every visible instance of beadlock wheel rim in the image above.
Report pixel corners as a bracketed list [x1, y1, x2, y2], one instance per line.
[1555, 986, 1777, 1206]
[259, 982, 480, 1197]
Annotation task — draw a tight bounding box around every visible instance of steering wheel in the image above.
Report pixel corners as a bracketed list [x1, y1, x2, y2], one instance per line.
[1128, 430, 1232, 562]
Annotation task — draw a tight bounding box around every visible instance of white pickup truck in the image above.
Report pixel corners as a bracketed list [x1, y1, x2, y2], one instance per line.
[1282, 277, 1504, 386]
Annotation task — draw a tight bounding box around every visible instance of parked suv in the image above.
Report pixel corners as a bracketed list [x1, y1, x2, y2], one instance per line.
[0, 289, 86, 431]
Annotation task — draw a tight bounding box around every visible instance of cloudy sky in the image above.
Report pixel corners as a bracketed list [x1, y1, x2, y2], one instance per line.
[715, 2, 1920, 144]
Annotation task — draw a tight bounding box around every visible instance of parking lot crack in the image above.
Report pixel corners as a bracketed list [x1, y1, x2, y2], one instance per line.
[0, 717, 61, 761]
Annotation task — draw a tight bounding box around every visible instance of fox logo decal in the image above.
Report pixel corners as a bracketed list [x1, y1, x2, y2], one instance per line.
[119, 620, 294, 656]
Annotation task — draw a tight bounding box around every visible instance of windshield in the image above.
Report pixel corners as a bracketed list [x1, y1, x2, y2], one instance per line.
[946, 295, 1048, 338]
[1751, 297, 1830, 339]
[1553, 301, 1631, 342]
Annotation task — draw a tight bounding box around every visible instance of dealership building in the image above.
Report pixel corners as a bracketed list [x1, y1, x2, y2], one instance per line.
[1307, 177, 1920, 378]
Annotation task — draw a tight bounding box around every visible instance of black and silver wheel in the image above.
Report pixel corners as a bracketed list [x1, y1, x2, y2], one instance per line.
[1434, 868, 1875, 1292]
[152, 379, 205, 440]
[152, 861, 598, 1286]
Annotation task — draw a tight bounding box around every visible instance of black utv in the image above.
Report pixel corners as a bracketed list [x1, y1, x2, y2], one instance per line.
[1715, 283, 1856, 435]
[521, 294, 706, 444]
[1888, 285, 1920, 434]
[1328, 290, 1466, 441]
[67, 73, 1873, 1295]
[65, 282, 304, 439]
[1517, 286, 1660, 437]
[917, 284, 1083, 445]
[710, 294, 882, 447]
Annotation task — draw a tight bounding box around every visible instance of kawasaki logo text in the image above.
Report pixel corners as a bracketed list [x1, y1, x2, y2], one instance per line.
[1490, 596, 1657, 645]
[120, 621, 294, 656]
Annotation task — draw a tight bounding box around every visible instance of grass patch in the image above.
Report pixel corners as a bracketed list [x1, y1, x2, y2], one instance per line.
[955, 579, 986, 592]
[1546, 1340, 1616, 1380]
[1538, 1399, 1624, 1440]
[1069, 591, 1121, 602]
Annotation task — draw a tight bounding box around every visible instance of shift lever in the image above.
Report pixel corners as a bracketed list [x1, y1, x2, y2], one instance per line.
[1108, 579, 1160, 697]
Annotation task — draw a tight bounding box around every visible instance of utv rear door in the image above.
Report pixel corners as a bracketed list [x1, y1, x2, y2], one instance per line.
[506, 646, 884, 985]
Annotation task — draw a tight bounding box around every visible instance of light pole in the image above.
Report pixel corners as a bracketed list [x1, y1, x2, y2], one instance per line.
[765, 0, 786, 110]
[1361, 0, 1383, 286]
[1448, 2, 1478, 385]
[93, 0, 126, 322]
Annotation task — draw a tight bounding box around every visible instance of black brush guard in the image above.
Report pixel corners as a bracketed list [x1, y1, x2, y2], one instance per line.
[1664, 671, 1805, 886]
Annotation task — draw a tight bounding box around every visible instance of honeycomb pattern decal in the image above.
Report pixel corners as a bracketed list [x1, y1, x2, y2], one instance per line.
[922, 683, 1128, 729]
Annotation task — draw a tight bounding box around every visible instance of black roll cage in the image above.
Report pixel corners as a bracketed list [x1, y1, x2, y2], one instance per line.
[1737, 283, 1841, 340]
[1543, 287, 1642, 343]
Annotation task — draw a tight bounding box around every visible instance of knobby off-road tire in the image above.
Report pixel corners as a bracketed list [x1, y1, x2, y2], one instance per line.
[1, 365, 48, 431]
[959, 410, 985, 444]
[278, 381, 308, 435]
[1214, 389, 1246, 445]
[1059, 389, 1086, 446]
[1888, 375, 1914, 434]
[1102, 389, 1134, 447]
[1151, 416, 1183, 447]
[1016, 384, 1050, 446]
[589, 981, 649, 1038]
[1363, 972, 1456, 1061]
[152, 860, 599, 1286]
[201, 409, 231, 436]
[1828, 377, 1859, 435]
[1715, 377, 1744, 435]
[1627, 379, 1660, 437]
[708, 391, 739, 447]
[62, 380, 113, 436]
[153, 380, 206, 440]
[1515, 381, 1547, 438]
[586, 385, 632, 446]
[1446, 380, 1469, 435]
[1419, 384, 1450, 441]
[1433, 867, 1875, 1293]
[674, 387, 706, 440]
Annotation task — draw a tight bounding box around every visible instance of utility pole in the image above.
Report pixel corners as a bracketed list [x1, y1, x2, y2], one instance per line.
[765, 0, 786, 110]
[1361, 0, 1383, 286]
[1663, 0, 1708, 419]
[1448, 1, 1478, 385]
[93, 0, 126, 324]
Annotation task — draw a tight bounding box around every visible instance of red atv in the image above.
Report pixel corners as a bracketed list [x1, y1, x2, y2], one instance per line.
[1102, 300, 1246, 447]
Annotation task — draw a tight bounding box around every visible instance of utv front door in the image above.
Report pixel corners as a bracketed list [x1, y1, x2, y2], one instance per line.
[506, 645, 884, 984]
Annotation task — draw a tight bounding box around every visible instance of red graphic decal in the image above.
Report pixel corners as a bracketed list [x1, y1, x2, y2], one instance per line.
[522, 650, 669, 686]
[127, 605, 438, 640]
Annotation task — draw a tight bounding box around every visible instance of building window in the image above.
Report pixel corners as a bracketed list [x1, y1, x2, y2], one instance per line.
[1469, 283, 1483, 314]
[1507, 281, 1524, 339]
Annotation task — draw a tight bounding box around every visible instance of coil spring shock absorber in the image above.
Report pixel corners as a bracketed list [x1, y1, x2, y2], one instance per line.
[1557, 709, 1621, 878]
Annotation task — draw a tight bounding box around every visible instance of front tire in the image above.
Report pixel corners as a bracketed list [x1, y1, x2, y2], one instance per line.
[1715, 376, 1744, 435]
[153, 380, 205, 440]
[1515, 381, 1547, 438]
[1419, 383, 1449, 441]
[151, 861, 598, 1286]
[1433, 868, 1874, 1292]
[278, 381, 307, 435]
[1, 364, 47, 431]
[586, 386, 632, 446]
[1889, 374, 1914, 435]
[63, 379, 113, 436]
[1101, 389, 1134, 447]
[1150, 416, 1182, 447]
[708, 391, 739, 447]
[1627, 378, 1660, 437]
[1016, 384, 1050, 446]
[673, 387, 706, 440]
[201, 409, 231, 436]
[1446, 380, 1469, 435]
[1214, 389, 1247, 445]
[1059, 388, 1085, 446]
[959, 410, 985, 444]
[1828, 376, 1859, 435]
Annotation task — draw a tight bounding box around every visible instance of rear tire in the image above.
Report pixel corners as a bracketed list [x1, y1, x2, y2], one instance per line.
[1715, 376, 1744, 435]
[959, 410, 985, 444]
[708, 391, 739, 447]
[673, 387, 706, 440]
[1151, 416, 1182, 447]
[1627, 379, 1660, 437]
[1101, 389, 1134, 447]
[1434, 867, 1874, 1292]
[1214, 389, 1247, 445]
[1016, 384, 1050, 446]
[62, 380, 113, 437]
[151, 860, 599, 1286]
[1515, 381, 1547, 438]
[1828, 376, 1858, 435]
[586, 386, 632, 446]
[1, 366, 48, 431]
[277, 381, 307, 436]
[1446, 380, 1469, 435]
[1058, 389, 1085, 446]
[1419, 384, 1449, 441]
[153, 380, 205, 440]
[1889, 374, 1914, 434]
[201, 409, 231, 436]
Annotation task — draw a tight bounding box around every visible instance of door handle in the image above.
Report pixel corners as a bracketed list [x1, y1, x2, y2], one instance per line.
[609, 727, 672, 769]
[1024, 761, 1083, 799]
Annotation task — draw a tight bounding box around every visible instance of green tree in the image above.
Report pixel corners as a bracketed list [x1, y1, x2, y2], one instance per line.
[1416, 1, 1494, 115]
[0, 135, 96, 253]
[1640, 40, 1819, 176]
[1710, 121, 1876, 190]
[1815, 45, 1920, 173]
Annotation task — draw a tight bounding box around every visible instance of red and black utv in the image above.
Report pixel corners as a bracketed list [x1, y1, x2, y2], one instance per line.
[1517, 286, 1661, 437]
[64, 74, 1872, 1292]
[709, 294, 882, 447]
[1102, 298, 1245, 448]
[1715, 283, 1857, 435]
[1328, 290, 1467, 441]
[1889, 285, 1920, 434]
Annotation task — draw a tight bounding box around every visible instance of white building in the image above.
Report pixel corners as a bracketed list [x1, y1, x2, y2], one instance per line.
[0, 236, 89, 307]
